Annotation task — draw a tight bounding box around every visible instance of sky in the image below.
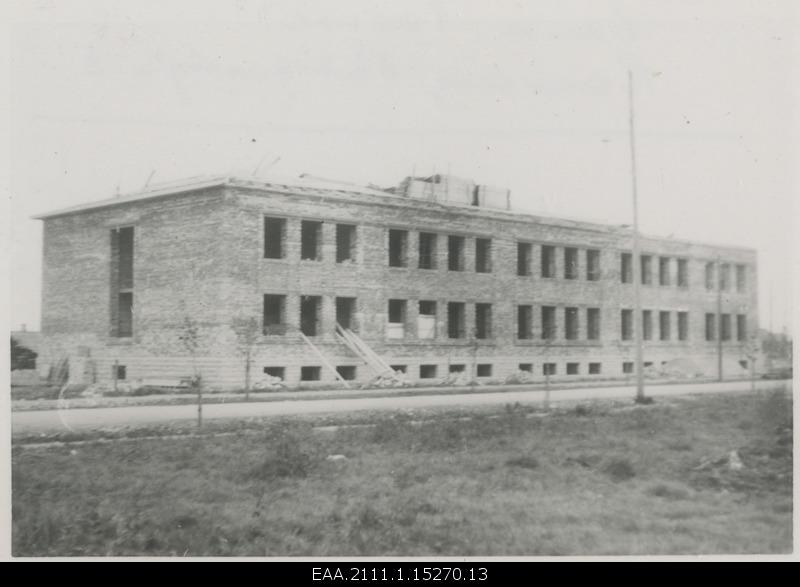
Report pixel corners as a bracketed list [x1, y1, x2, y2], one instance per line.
[3, 0, 796, 334]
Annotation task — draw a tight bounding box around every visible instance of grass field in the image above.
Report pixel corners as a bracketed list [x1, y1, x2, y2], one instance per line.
[12, 389, 793, 556]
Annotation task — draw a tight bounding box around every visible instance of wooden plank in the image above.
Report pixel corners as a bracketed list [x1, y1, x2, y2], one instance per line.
[299, 331, 351, 389]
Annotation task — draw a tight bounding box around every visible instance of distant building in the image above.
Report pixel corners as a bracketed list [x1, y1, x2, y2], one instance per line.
[33, 174, 758, 389]
[11, 328, 42, 358]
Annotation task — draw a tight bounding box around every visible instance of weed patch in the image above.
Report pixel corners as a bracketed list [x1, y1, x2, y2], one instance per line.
[646, 482, 691, 501]
[249, 423, 316, 481]
[602, 458, 636, 482]
[506, 455, 540, 470]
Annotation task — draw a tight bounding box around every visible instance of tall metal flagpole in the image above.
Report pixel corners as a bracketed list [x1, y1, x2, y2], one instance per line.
[628, 70, 646, 402]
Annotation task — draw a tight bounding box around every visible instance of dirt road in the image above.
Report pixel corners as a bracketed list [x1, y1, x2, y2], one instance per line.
[11, 379, 789, 436]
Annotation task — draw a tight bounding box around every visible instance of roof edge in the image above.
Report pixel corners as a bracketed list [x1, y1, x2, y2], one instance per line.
[30, 174, 758, 255]
[31, 176, 231, 220]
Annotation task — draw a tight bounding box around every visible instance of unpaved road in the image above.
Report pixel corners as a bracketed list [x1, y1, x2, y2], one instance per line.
[11, 379, 789, 436]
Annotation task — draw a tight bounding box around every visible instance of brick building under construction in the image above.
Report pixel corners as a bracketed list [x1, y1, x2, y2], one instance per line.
[34, 174, 758, 389]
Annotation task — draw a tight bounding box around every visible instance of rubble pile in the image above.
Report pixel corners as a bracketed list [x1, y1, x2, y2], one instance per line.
[366, 370, 413, 388]
[252, 374, 287, 391]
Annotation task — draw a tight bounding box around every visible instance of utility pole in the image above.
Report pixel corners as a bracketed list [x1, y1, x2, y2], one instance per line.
[544, 328, 552, 410]
[471, 327, 478, 392]
[628, 70, 646, 403]
[717, 256, 723, 382]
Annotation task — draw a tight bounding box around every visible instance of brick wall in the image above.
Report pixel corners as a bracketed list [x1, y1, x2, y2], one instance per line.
[38, 181, 759, 389]
[39, 187, 232, 383]
[208, 184, 758, 387]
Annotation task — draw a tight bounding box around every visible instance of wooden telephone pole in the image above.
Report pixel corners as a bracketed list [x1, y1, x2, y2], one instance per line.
[628, 70, 646, 402]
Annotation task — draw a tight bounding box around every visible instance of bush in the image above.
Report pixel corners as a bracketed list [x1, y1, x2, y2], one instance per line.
[370, 416, 411, 445]
[756, 388, 792, 430]
[603, 458, 636, 482]
[414, 420, 465, 451]
[250, 423, 315, 480]
[11, 337, 37, 370]
[574, 404, 592, 416]
[506, 455, 540, 470]
[646, 482, 691, 500]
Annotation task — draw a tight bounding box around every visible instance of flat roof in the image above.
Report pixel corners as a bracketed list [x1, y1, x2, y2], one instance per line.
[32, 174, 756, 254]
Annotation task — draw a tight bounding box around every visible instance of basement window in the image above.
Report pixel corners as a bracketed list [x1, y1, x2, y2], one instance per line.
[477, 364, 492, 377]
[541, 245, 555, 278]
[475, 303, 492, 339]
[589, 363, 601, 375]
[622, 362, 634, 374]
[447, 302, 466, 339]
[659, 311, 671, 341]
[678, 312, 689, 341]
[300, 295, 321, 336]
[659, 257, 670, 286]
[586, 249, 601, 281]
[418, 232, 437, 269]
[419, 364, 438, 379]
[390, 365, 407, 373]
[336, 297, 357, 331]
[300, 220, 322, 261]
[564, 248, 578, 280]
[517, 242, 532, 276]
[263, 294, 286, 335]
[300, 366, 321, 381]
[543, 363, 557, 376]
[449, 364, 466, 373]
[264, 217, 286, 259]
[621, 309, 633, 341]
[565, 307, 579, 340]
[677, 258, 689, 288]
[587, 308, 600, 340]
[641, 255, 652, 285]
[388, 229, 408, 267]
[518, 363, 533, 373]
[517, 305, 533, 340]
[448, 235, 465, 271]
[263, 367, 285, 379]
[541, 306, 556, 340]
[336, 224, 357, 263]
[336, 366, 357, 381]
[475, 238, 492, 273]
[642, 310, 652, 340]
[418, 300, 437, 339]
[621, 252, 633, 284]
[566, 363, 579, 375]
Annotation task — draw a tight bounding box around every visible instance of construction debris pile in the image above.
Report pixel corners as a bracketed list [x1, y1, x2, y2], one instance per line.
[252, 374, 287, 391]
[643, 358, 750, 379]
[439, 371, 481, 387]
[366, 370, 413, 388]
[504, 370, 535, 385]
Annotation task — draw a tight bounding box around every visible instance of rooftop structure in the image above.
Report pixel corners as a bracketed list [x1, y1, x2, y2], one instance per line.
[34, 173, 758, 389]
